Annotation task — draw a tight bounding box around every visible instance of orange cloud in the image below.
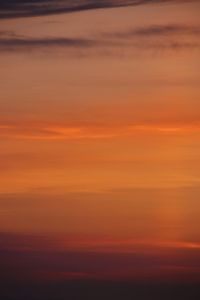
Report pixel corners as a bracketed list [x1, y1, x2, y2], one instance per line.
[1, 122, 200, 140]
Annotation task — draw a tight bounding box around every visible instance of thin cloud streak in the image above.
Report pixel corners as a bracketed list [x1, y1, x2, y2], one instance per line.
[0, 36, 96, 52]
[0, 232, 200, 253]
[105, 24, 200, 38]
[1, 123, 200, 140]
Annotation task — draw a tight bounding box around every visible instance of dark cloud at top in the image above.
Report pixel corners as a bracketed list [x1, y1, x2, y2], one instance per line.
[0, 0, 197, 19]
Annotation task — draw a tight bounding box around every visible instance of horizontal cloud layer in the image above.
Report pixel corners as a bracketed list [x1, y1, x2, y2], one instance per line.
[0, 24, 199, 54]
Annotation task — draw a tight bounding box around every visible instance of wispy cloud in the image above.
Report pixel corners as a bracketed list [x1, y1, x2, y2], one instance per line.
[0, 0, 197, 19]
[0, 24, 200, 54]
[105, 24, 200, 38]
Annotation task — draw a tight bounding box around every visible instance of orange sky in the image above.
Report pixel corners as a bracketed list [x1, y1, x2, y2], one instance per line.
[0, 2, 200, 285]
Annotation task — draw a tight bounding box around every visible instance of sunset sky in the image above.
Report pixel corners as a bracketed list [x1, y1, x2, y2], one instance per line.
[0, 0, 200, 299]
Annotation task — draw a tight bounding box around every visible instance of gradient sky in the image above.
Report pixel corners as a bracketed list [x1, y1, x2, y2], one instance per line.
[0, 0, 200, 295]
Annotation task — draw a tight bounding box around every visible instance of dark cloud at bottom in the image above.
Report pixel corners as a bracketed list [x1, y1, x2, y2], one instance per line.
[0, 230, 200, 300]
[0, 248, 200, 300]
